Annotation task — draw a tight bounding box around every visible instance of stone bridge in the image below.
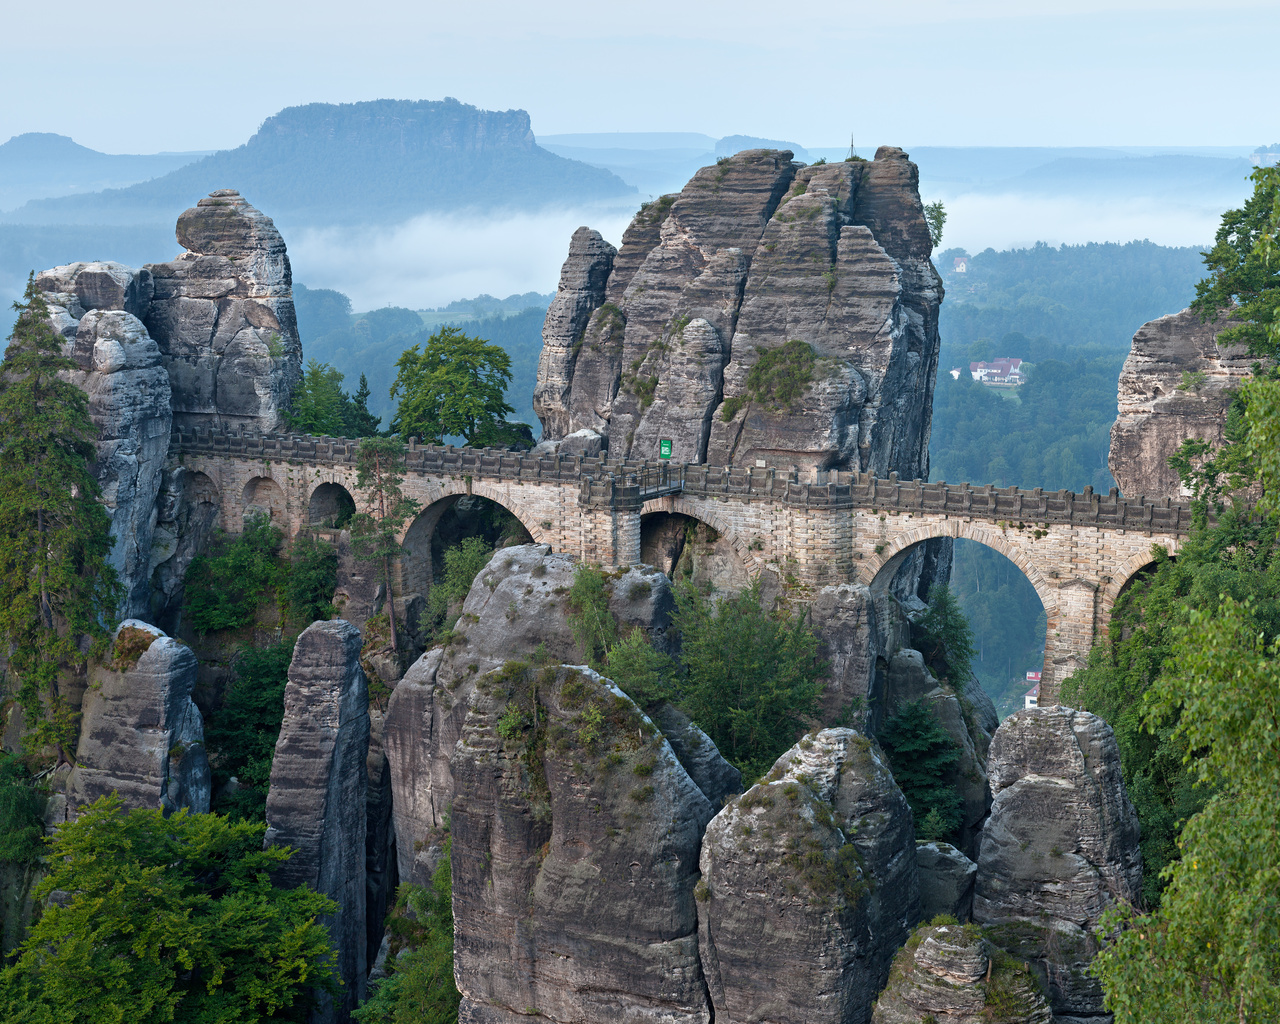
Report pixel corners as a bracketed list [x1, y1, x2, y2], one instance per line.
[170, 427, 1194, 703]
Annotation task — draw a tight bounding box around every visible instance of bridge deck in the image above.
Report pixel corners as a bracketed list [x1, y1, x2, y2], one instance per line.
[170, 427, 1196, 535]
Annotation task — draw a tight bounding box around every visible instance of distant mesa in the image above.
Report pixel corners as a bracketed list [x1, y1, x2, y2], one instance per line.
[2, 98, 635, 228]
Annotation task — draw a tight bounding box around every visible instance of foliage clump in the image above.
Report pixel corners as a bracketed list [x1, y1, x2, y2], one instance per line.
[877, 700, 963, 841]
[421, 536, 493, 643]
[0, 752, 45, 865]
[286, 357, 380, 437]
[721, 340, 816, 421]
[0, 796, 337, 1022]
[110, 625, 156, 671]
[286, 534, 338, 625]
[184, 512, 283, 633]
[356, 841, 460, 1024]
[204, 639, 296, 822]
[914, 584, 976, 687]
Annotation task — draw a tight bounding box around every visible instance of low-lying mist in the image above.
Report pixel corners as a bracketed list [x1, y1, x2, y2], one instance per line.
[286, 203, 637, 312]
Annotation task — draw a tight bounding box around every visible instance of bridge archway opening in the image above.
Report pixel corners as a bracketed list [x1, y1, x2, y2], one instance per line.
[640, 511, 750, 592]
[871, 536, 1048, 720]
[309, 482, 356, 528]
[400, 494, 534, 604]
[241, 476, 287, 529]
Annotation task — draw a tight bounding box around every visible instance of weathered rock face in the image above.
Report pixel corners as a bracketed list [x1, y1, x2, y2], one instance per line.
[698, 728, 918, 1024]
[974, 707, 1141, 1019]
[67, 620, 210, 818]
[533, 147, 943, 477]
[871, 922, 1052, 1024]
[916, 841, 978, 923]
[36, 263, 172, 619]
[384, 544, 676, 885]
[144, 189, 302, 432]
[364, 708, 397, 969]
[264, 620, 370, 1024]
[452, 664, 714, 1024]
[1109, 306, 1253, 501]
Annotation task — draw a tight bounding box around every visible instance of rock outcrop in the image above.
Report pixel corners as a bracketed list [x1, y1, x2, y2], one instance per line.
[67, 620, 210, 817]
[264, 620, 371, 1024]
[917, 841, 978, 922]
[973, 707, 1141, 1019]
[871, 922, 1052, 1024]
[1109, 305, 1253, 501]
[36, 263, 172, 618]
[384, 544, 676, 885]
[143, 189, 302, 433]
[698, 728, 918, 1024]
[533, 147, 943, 478]
[452, 663, 715, 1023]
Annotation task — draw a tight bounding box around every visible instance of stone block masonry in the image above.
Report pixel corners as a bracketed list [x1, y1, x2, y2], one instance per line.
[171, 428, 1193, 704]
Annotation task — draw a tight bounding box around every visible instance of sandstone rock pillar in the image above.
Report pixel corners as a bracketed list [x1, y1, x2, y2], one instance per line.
[68, 620, 210, 818]
[973, 707, 1141, 1019]
[265, 620, 370, 1023]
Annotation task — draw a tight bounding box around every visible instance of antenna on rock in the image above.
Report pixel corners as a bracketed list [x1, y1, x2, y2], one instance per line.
[847, 132, 857, 161]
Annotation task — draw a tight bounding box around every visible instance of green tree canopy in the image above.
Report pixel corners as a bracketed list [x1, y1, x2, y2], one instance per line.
[671, 579, 823, 780]
[0, 796, 338, 1023]
[1192, 166, 1280, 358]
[0, 275, 121, 755]
[389, 326, 530, 447]
[285, 358, 380, 437]
[350, 437, 420, 652]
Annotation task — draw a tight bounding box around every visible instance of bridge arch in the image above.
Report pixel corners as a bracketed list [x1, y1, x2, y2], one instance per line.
[639, 497, 762, 587]
[861, 521, 1059, 621]
[242, 476, 287, 528]
[1103, 538, 1183, 616]
[309, 482, 356, 527]
[398, 483, 540, 599]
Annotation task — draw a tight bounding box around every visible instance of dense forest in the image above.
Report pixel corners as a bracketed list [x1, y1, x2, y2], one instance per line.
[932, 240, 1210, 714]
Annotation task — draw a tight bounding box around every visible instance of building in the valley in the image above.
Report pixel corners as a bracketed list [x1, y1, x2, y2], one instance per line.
[953, 256, 969, 273]
[970, 358, 1025, 386]
[1024, 671, 1042, 710]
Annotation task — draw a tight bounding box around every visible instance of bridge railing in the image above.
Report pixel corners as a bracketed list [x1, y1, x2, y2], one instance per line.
[169, 428, 1195, 534]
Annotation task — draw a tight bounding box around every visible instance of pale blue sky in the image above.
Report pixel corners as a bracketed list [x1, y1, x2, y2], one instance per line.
[2, 0, 1276, 154]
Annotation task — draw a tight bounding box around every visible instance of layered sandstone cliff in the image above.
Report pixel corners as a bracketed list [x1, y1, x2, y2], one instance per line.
[1109, 306, 1252, 500]
[533, 148, 943, 475]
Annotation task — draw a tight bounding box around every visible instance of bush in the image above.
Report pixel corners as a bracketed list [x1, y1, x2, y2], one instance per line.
[878, 700, 963, 841]
[287, 535, 338, 625]
[356, 840, 460, 1024]
[916, 584, 975, 687]
[421, 536, 494, 643]
[0, 797, 337, 1022]
[567, 566, 617, 668]
[603, 627, 675, 709]
[183, 513, 283, 633]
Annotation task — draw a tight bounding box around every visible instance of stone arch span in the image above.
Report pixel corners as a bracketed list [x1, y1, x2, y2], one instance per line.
[398, 481, 544, 599]
[308, 481, 356, 527]
[1102, 537, 1183, 617]
[241, 475, 287, 529]
[863, 522, 1059, 622]
[639, 497, 762, 586]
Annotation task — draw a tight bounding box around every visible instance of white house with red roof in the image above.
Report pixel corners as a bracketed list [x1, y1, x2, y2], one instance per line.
[970, 358, 1025, 385]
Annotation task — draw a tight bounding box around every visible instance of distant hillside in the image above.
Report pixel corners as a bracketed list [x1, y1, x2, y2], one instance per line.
[4, 98, 635, 228]
[0, 133, 205, 212]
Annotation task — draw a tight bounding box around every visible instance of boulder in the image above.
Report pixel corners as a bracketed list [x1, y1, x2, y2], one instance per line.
[68, 620, 210, 817]
[264, 620, 370, 1023]
[384, 545, 679, 885]
[451, 663, 714, 1023]
[35, 265, 172, 619]
[871, 922, 1052, 1024]
[1109, 305, 1252, 501]
[916, 841, 978, 922]
[973, 707, 1141, 1019]
[144, 189, 302, 432]
[698, 728, 918, 1024]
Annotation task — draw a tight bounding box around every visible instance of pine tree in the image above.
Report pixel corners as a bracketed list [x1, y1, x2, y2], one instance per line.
[0, 276, 121, 757]
[345, 373, 382, 437]
[349, 437, 419, 652]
